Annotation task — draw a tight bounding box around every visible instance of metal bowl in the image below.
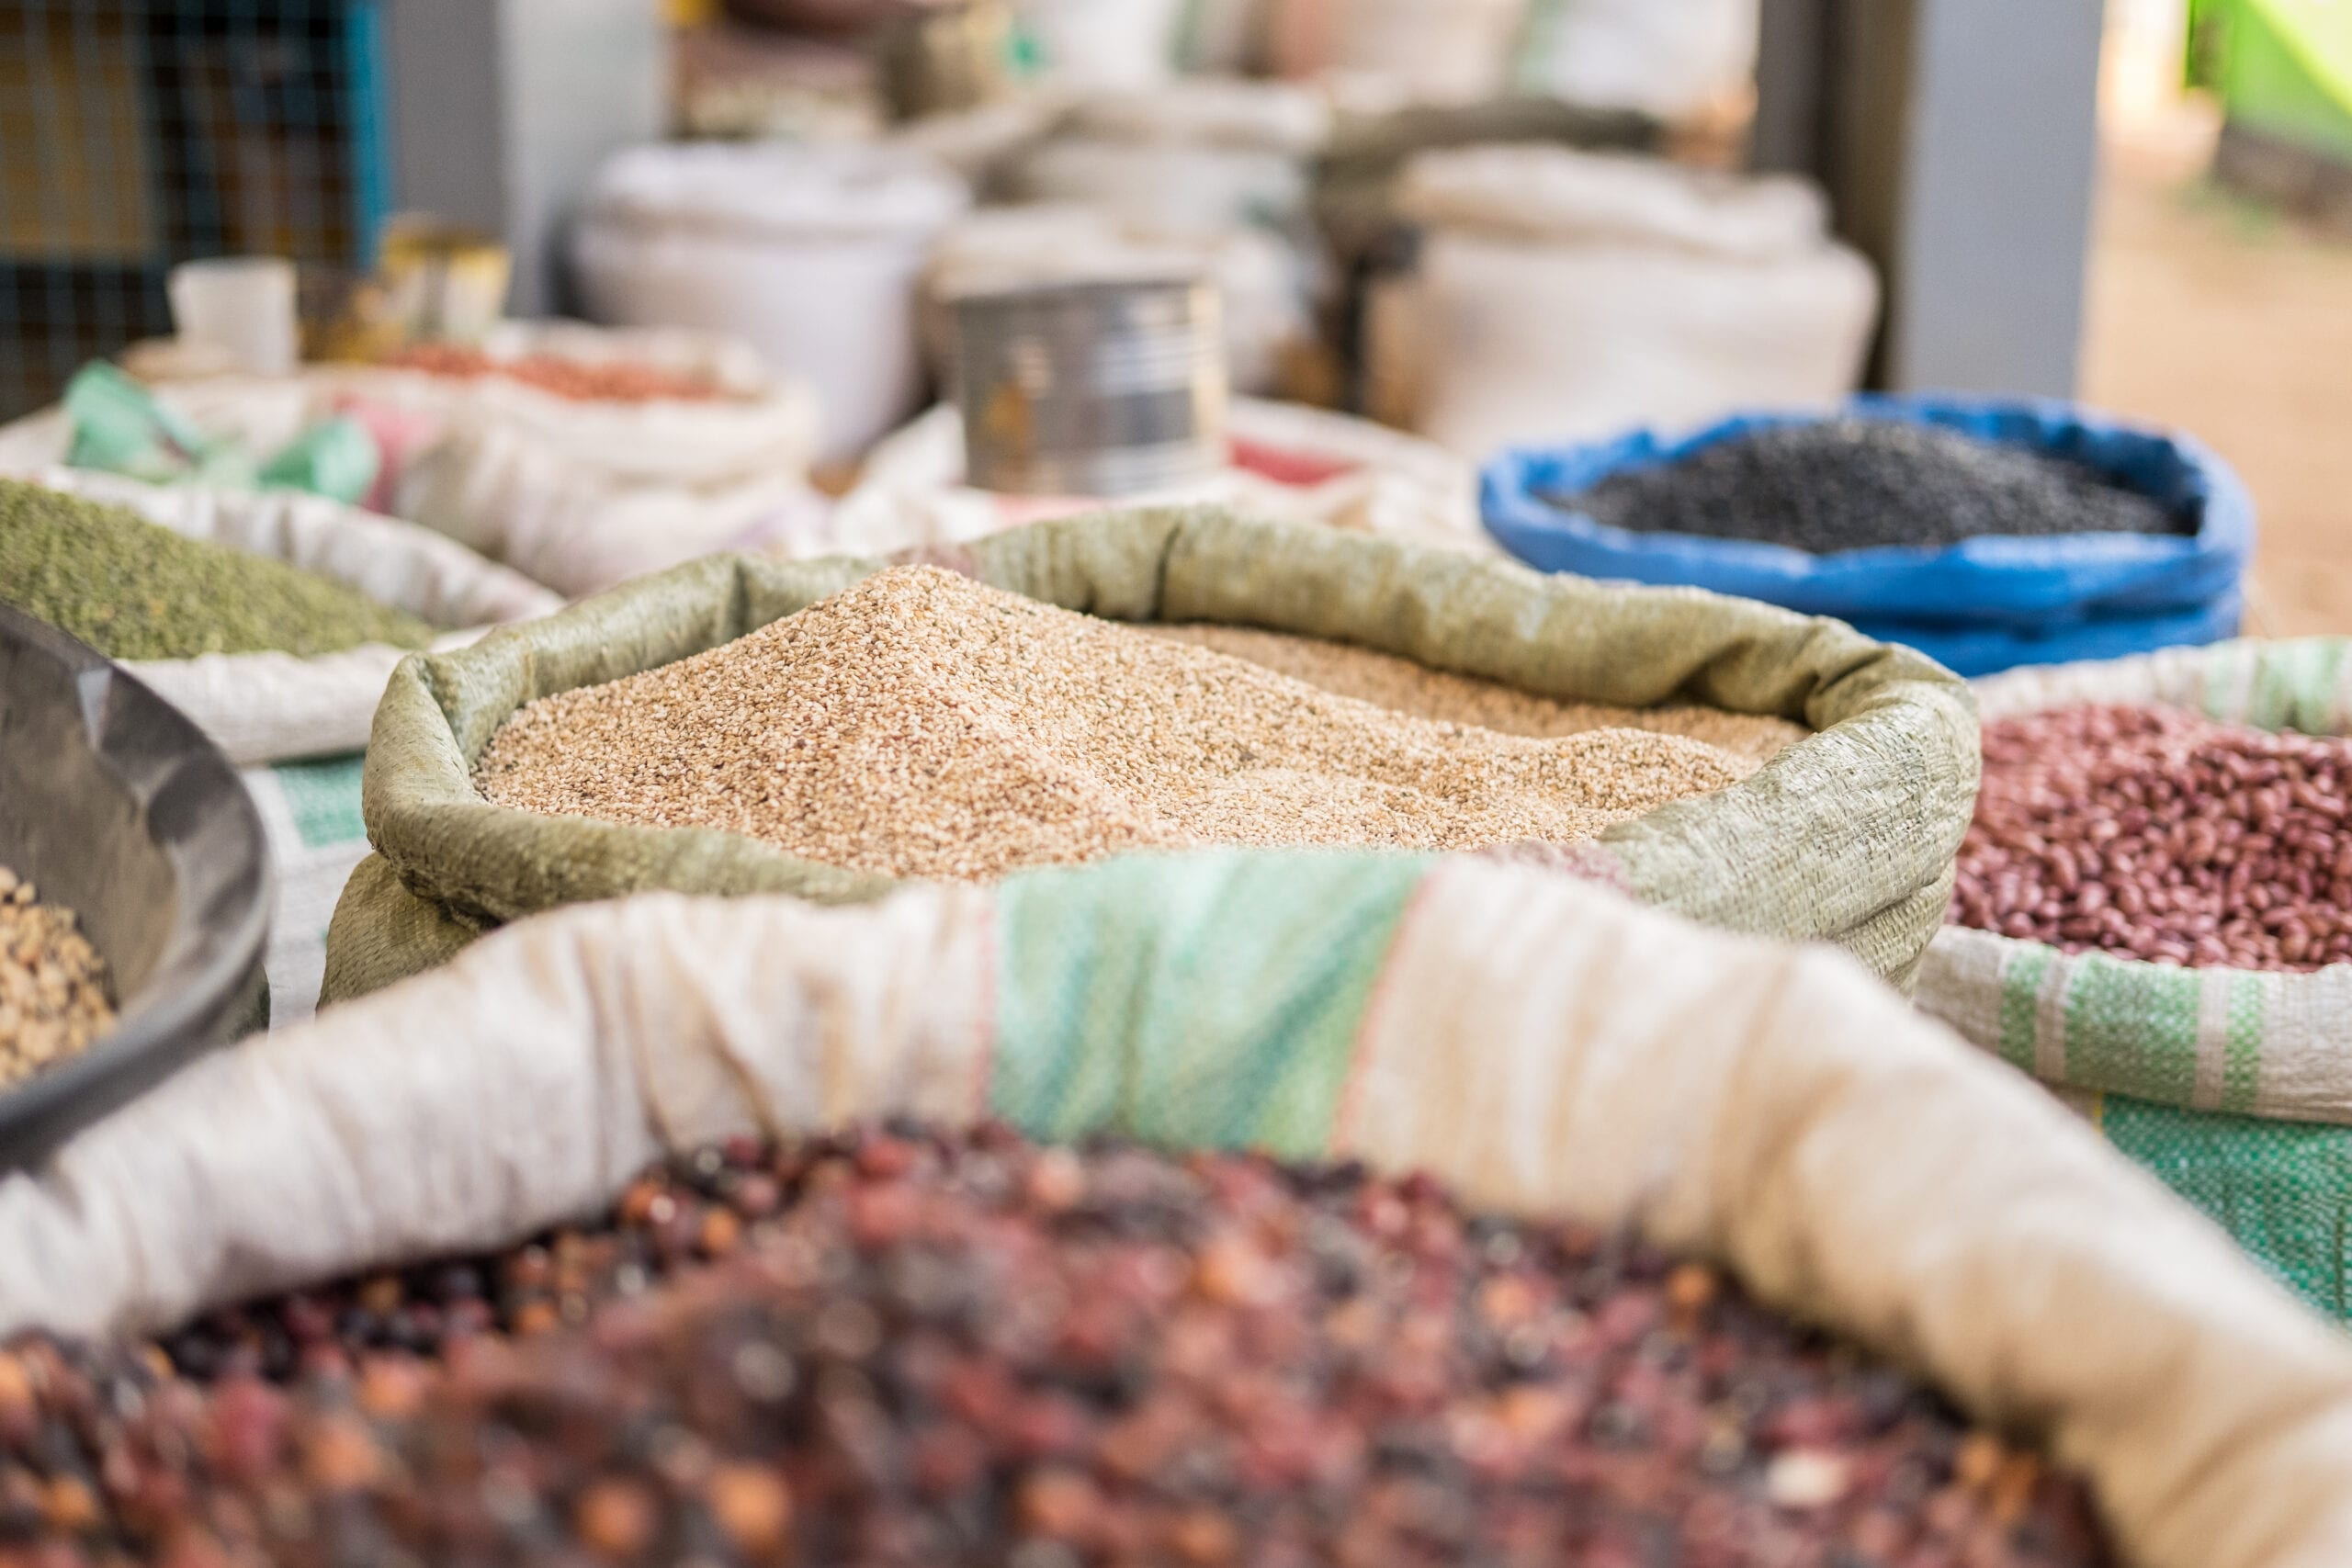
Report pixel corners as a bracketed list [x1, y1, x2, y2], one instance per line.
[0, 604, 269, 1169]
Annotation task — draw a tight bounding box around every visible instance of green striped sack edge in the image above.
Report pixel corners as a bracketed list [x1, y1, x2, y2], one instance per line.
[1915, 637, 2352, 1123]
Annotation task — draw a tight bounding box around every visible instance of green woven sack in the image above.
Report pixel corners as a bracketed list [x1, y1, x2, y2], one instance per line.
[327, 507, 1977, 1004]
[1916, 637, 2352, 1317]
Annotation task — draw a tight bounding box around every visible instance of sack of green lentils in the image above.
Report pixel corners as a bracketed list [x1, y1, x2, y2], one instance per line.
[12, 857, 2352, 1568]
[3, 470, 560, 1025]
[1916, 637, 2352, 1318]
[325, 507, 1975, 1004]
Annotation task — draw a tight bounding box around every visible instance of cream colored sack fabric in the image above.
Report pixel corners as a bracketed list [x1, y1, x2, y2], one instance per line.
[0, 375, 320, 475]
[329, 322, 825, 598]
[30, 468, 561, 764]
[3, 857, 2349, 1568]
[1376, 146, 1878, 456]
[816, 400, 1488, 558]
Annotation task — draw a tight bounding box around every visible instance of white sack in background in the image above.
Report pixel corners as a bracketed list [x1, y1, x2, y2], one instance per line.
[1375, 145, 1877, 457]
[1515, 0, 1760, 121]
[571, 142, 969, 464]
[809, 400, 1487, 558]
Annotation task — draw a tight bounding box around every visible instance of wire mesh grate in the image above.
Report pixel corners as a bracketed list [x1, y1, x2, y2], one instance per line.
[0, 0, 389, 421]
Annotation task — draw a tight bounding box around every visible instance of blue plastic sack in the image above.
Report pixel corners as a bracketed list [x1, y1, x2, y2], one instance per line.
[1852, 586, 2244, 679]
[1480, 394, 2256, 628]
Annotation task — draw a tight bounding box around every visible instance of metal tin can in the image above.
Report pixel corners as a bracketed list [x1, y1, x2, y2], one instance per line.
[953, 276, 1228, 498]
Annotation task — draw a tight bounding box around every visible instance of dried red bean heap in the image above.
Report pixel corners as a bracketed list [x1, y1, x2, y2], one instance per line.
[1955, 703, 2352, 972]
[154, 1140, 777, 1382]
[382, 343, 726, 403]
[2, 1123, 2113, 1568]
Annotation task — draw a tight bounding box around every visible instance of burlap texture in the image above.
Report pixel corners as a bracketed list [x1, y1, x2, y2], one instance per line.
[332, 508, 1976, 1002]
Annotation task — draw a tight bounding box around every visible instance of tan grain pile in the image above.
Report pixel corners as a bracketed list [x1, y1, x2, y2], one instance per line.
[1150, 623, 1810, 767]
[475, 566, 1758, 882]
[0, 864, 116, 1089]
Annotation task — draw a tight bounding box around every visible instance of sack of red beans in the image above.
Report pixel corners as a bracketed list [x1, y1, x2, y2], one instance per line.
[1917, 636, 2352, 1317]
[6, 852, 2352, 1567]
[1479, 396, 2256, 677]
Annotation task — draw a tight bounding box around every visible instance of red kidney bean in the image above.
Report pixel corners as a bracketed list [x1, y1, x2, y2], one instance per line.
[1952, 704, 2352, 973]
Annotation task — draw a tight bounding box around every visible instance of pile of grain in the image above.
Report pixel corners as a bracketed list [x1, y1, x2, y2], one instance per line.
[1560, 418, 2185, 554]
[0, 478, 437, 661]
[476, 566, 1758, 882]
[1151, 622, 1808, 767]
[0, 864, 115, 1089]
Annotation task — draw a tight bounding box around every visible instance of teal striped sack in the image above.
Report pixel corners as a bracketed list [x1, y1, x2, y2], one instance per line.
[1916, 637, 2352, 1316]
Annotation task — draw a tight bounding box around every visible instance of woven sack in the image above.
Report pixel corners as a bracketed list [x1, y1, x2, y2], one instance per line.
[1917, 637, 2352, 1316]
[1480, 395, 2256, 678]
[1511, 0, 1758, 120]
[15, 855, 2352, 1568]
[1374, 145, 1878, 458]
[15, 470, 560, 1027]
[0, 331, 827, 603]
[334, 321, 826, 599]
[811, 401, 1487, 558]
[326, 507, 1974, 1001]
[0, 376, 322, 479]
[1266, 0, 1526, 104]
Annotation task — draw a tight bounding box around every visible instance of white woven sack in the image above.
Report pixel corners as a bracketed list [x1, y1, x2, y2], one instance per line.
[923, 204, 1315, 394]
[1378, 148, 1877, 456]
[1268, 0, 1526, 104]
[1399, 144, 1835, 257]
[322, 322, 825, 599]
[1014, 0, 1186, 86]
[1513, 0, 1760, 120]
[1917, 638, 2352, 1123]
[570, 141, 970, 463]
[1174, 0, 1267, 70]
[17, 468, 560, 1026]
[333, 321, 820, 488]
[0, 374, 322, 476]
[0, 329, 827, 603]
[806, 400, 1487, 558]
[1061, 75, 1331, 153]
[887, 96, 1069, 186]
[24, 468, 560, 763]
[1008, 136, 1313, 235]
[1, 863, 2348, 1568]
